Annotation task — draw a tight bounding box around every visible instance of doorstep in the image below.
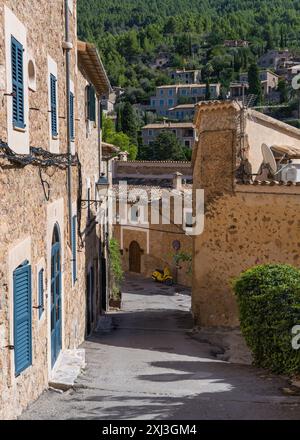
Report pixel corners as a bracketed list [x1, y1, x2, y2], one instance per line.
[49, 349, 86, 391]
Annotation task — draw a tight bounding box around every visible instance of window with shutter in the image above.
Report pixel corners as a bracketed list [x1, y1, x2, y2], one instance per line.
[13, 262, 32, 376]
[87, 85, 96, 122]
[50, 74, 58, 137]
[11, 36, 25, 129]
[70, 92, 75, 140]
[72, 215, 77, 284]
[38, 269, 44, 319]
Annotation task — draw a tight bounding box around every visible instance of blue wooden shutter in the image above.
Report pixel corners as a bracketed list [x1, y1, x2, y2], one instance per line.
[13, 262, 32, 376]
[72, 215, 77, 283]
[11, 36, 25, 129]
[70, 92, 74, 140]
[50, 74, 58, 136]
[38, 269, 44, 319]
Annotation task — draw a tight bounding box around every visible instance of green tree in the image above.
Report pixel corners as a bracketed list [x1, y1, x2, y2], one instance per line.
[121, 102, 138, 145]
[148, 131, 187, 161]
[205, 80, 211, 100]
[248, 63, 263, 104]
[277, 79, 288, 103]
[116, 107, 122, 132]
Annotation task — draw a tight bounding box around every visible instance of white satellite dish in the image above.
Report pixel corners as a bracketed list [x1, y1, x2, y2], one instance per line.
[261, 143, 277, 175]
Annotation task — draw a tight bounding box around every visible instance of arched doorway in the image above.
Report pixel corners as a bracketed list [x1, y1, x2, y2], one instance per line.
[51, 224, 62, 367]
[129, 241, 141, 273]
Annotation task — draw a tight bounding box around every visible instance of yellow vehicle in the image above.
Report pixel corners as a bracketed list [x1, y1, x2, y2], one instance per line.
[152, 267, 173, 286]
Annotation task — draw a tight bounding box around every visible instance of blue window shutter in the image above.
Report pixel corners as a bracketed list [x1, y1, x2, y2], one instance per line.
[38, 269, 44, 319]
[11, 36, 25, 129]
[13, 262, 32, 376]
[50, 74, 58, 136]
[70, 92, 74, 140]
[72, 215, 77, 283]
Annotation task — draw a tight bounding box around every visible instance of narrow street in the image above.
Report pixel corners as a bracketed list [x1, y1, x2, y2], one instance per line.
[21, 274, 300, 420]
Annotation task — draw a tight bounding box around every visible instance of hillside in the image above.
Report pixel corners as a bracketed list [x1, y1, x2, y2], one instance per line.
[78, 0, 300, 95]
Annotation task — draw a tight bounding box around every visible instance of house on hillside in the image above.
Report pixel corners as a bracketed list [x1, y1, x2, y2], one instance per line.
[149, 84, 220, 117]
[224, 40, 249, 48]
[0, 1, 116, 419]
[168, 103, 196, 121]
[169, 68, 202, 84]
[142, 121, 196, 149]
[239, 70, 280, 100]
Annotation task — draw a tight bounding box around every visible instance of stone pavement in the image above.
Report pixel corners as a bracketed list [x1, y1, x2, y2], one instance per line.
[21, 274, 300, 420]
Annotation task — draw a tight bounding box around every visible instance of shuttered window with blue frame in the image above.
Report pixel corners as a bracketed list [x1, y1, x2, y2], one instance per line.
[87, 85, 96, 122]
[13, 261, 32, 376]
[50, 74, 58, 137]
[72, 215, 77, 284]
[11, 36, 25, 129]
[38, 268, 44, 319]
[70, 92, 75, 140]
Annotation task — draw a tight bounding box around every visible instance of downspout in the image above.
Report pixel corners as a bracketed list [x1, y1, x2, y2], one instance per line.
[64, 0, 73, 246]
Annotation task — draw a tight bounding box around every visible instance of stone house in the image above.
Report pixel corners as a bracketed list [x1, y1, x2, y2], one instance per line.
[0, 0, 114, 419]
[112, 160, 193, 287]
[258, 49, 293, 71]
[192, 101, 300, 328]
[142, 121, 196, 150]
[149, 84, 221, 117]
[169, 69, 202, 85]
[168, 103, 196, 122]
[224, 40, 249, 48]
[239, 70, 280, 99]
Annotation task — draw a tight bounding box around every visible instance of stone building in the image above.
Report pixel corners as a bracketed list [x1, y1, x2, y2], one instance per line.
[113, 160, 193, 287]
[192, 101, 300, 328]
[169, 69, 202, 85]
[0, 1, 114, 419]
[142, 121, 196, 150]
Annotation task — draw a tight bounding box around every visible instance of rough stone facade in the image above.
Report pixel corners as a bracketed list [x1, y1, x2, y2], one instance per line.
[0, 1, 110, 418]
[192, 101, 300, 328]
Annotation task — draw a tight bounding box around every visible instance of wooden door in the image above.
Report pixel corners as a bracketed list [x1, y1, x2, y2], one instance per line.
[129, 241, 141, 273]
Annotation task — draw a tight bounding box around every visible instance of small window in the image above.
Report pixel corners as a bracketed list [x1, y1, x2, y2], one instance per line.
[160, 89, 164, 96]
[148, 129, 153, 136]
[185, 211, 194, 229]
[131, 206, 139, 223]
[185, 140, 191, 148]
[38, 268, 44, 319]
[11, 36, 25, 129]
[160, 100, 164, 107]
[168, 89, 173, 96]
[168, 99, 173, 106]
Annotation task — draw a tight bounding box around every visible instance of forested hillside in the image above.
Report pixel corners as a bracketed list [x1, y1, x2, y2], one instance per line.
[78, 0, 300, 94]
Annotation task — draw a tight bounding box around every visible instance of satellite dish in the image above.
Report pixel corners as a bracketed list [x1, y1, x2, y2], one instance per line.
[261, 143, 277, 175]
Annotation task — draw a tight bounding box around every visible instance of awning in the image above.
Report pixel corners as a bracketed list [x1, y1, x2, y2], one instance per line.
[77, 40, 112, 97]
[271, 144, 300, 159]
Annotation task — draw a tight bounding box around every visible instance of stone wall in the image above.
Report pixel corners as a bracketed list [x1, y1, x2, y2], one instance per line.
[0, 1, 104, 419]
[192, 101, 300, 328]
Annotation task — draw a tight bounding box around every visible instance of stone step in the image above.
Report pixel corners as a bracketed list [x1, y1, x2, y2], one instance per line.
[49, 349, 86, 391]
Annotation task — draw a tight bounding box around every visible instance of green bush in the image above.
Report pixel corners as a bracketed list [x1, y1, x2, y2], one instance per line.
[233, 264, 300, 375]
[109, 238, 124, 299]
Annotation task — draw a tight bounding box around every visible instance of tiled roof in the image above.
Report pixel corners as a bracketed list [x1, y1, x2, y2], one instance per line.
[142, 122, 195, 129]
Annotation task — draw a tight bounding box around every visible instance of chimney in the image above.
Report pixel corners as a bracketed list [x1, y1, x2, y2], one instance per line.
[173, 172, 183, 191]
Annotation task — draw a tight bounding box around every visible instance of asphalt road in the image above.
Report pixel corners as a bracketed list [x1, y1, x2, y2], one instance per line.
[21, 274, 300, 420]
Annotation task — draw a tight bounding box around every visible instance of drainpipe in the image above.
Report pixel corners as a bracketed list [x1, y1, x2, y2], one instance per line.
[98, 98, 102, 178]
[64, 0, 73, 246]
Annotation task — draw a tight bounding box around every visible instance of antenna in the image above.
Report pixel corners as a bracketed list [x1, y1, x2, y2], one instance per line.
[261, 143, 277, 174]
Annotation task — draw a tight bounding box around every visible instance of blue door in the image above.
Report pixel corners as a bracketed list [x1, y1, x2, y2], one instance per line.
[51, 226, 62, 367]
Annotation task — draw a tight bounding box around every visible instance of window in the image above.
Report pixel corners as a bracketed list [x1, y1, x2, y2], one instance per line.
[160, 89, 164, 96]
[13, 261, 32, 376]
[70, 92, 75, 140]
[131, 206, 139, 223]
[160, 100, 164, 107]
[168, 99, 173, 106]
[151, 100, 156, 107]
[72, 215, 77, 284]
[87, 85, 96, 122]
[148, 129, 153, 136]
[185, 140, 191, 148]
[185, 211, 194, 229]
[181, 89, 187, 96]
[50, 74, 58, 137]
[168, 89, 173, 96]
[11, 36, 25, 129]
[38, 268, 44, 319]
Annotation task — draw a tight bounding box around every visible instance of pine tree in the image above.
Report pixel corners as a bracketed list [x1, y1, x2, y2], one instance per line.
[116, 107, 122, 132]
[121, 102, 138, 145]
[248, 63, 263, 104]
